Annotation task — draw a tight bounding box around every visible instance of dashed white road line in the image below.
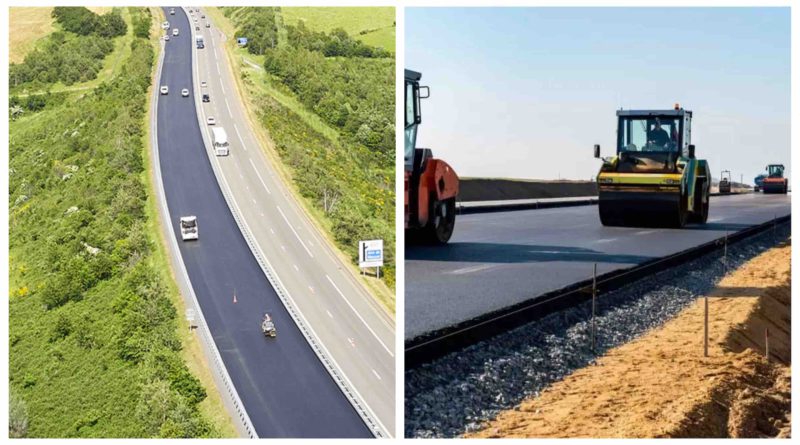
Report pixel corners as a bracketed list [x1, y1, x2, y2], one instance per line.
[276, 206, 314, 257]
[224, 97, 232, 115]
[326, 310, 333, 318]
[233, 124, 247, 151]
[325, 274, 393, 357]
[371, 369, 382, 380]
[293, 264, 299, 272]
[249, 158, 271, 194]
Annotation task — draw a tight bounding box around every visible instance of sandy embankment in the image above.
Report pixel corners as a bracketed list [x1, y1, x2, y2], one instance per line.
[469, 242, 791, 438]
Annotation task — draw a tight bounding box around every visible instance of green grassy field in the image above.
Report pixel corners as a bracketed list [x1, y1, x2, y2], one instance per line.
[9, 7, 114, 64]
[9, 8, 221, 438]
[10, 7, 135, 97]
[281, 6, 395, 52]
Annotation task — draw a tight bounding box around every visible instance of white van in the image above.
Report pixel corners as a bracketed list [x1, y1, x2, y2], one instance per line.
[212, 127, 229, 156]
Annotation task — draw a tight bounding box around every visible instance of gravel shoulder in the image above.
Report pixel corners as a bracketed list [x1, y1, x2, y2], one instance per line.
[469, 241, 791, 438]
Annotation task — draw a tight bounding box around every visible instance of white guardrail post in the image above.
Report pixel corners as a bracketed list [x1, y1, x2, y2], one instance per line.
[150, 25, 257, 438]
[183, 8, 385, 438]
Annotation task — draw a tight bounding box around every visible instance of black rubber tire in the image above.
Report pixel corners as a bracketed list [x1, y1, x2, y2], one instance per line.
[598, 200, 622, 226]
[421, 197, 456, 244]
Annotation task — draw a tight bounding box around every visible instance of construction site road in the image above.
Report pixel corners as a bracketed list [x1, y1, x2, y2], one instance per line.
[156, 8, 371, 437]
[189, 8, 395, 436]
[406, 193, 790, 340]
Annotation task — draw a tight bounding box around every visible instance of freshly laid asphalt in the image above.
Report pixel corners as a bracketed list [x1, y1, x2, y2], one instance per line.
[157, 8, 370, 437]
[405, 193, 790, 339]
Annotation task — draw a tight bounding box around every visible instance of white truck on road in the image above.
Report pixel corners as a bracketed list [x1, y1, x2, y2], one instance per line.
[180, 216, 198, 241]
[212, 127, 230, 156]
[196, 35, 204, 49]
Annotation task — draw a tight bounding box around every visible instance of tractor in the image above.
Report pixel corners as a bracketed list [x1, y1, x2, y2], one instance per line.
[405, 69, 459, 244]
[594, 105, 710, 228]
[762, 164, 788, 194]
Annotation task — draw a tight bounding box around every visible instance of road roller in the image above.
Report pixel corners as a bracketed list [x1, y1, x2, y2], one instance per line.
[718, 170, 732, 194]
[762, 164, 788, 194]
[593, 105, 710, 228]
[405, 69, 459, 244]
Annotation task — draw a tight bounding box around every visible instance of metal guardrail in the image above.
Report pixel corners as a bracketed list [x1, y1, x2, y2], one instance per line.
[406, 214, 790, 368]
[184, 8, 384, 438]
[149, 27, 256, 438]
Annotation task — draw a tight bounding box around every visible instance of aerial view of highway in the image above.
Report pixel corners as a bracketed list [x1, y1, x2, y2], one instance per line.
[9, 5, 394, 438]
[405, 7, 791, 438]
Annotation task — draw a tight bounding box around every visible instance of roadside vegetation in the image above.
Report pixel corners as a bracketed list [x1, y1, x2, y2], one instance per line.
[9, 7, 217, 438]
[220, 7, 396, 291]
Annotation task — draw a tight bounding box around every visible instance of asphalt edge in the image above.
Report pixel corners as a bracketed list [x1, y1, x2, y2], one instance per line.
[185, 8, 386, 438]
[405, 214, 791, 368]
[458, 191, 754, 215]
[149, 18, 256, 438]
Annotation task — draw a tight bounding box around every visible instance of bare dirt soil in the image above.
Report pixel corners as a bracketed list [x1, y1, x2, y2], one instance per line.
[468, 242, 791, 438]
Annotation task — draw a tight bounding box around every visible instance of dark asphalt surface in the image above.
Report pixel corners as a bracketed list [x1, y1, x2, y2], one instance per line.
[405, 193, 791, 339]
[157, 8, 369, 437]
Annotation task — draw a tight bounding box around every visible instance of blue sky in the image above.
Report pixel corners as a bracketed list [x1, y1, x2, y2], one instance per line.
[406, 7, 790, 183]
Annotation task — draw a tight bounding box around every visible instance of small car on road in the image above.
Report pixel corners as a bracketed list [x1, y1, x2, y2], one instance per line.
[172, 28, 179, 36]
[205, 23, 211, 28]
[200, 81, 207, 88]
[160, 86, 169, 95]
[164, 34, 170, 41]
[202, 94, 210, 102]
[207, 116, 216, 125]
[181, 88, 189, 97]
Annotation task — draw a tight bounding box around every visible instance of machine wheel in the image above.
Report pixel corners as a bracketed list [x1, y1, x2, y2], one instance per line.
[598, 201, 621, 226]
[422, 197, 456, 244]
[671, 192, 688, 228]
[688, 181, 709, 224]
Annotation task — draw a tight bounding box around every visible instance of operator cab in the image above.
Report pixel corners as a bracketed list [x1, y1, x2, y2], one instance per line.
[404, 69, 429, 174]
[597, 105, 693, 174]
[767, 164, 785, 178]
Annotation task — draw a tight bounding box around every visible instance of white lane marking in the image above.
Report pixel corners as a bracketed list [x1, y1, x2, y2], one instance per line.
[281, 244, 286, 252]
[293, 264, 299, 272]
[234, 124, 247, 151]
[635, 230, 657, 236]
[251, 198, 257, 205]
[326, 310, 333, 318]
[450, 264, 495, 275]
[326, 274, 393, 357]
[594, 238, 616, 244]
[224, 97, 232, 115]
[276, 206, 314, 257]
[309, 285, 315, 294]
[371, 369, 382, 380]
[219, 80, 225, 94]
[348, 338, 355, 348]
[215, 61, 220, 75]
[249, 158, 271, 194]
[269, 228, 275, 235]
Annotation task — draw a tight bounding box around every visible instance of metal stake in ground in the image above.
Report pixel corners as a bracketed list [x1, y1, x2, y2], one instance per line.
[765, 327, 770, 362]
[591, 263, 597, 353]
[723, 232, 728, 274]
[704, 295, 709, 358]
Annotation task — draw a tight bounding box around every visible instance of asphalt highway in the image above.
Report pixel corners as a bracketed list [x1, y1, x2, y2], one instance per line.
[189, 8, 395, 435]
[406, 193, 790, 339]
[156, 8, 370, 437]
